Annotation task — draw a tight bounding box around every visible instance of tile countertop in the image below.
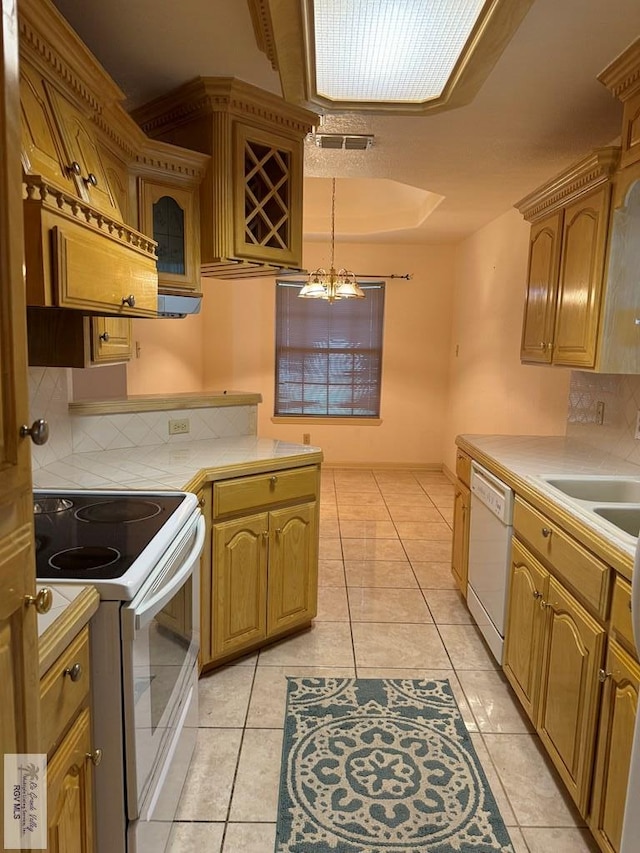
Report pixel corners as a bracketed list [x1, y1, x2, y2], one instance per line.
[37, 584, 100, 677]
[31, 436, 324, 493]
[457, 434, 640, 581]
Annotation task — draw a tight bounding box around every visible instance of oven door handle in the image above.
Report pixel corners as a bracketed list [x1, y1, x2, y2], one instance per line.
[132, 515, 205, 631]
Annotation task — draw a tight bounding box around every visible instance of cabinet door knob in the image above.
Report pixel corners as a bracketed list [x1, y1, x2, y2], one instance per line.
[63, 663, 83, 682]
[532, 590, 542, 600]
[85, 172, 98, 187]
[20, 418, 49, 445]
[262, 530, 269, 540]
[275, 528, 282, 537]
[541, 527, 552, 538]
[121, 294, 136, 308]
[68, 160, 82, 176]
[270, 476, 278, 486]
[598, 669, 612, 683]
[99, 331, 110, 342]
[539, 341, 548, 351]
[198, 496, 206, 508]
[24, 587, 52, 614]
[85, 748, 103, 766]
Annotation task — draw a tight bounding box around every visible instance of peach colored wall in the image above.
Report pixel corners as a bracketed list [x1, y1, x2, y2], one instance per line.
[126, 311, 205, 395]
[442, 208, 571, 473]
[202, 242, 457, 466]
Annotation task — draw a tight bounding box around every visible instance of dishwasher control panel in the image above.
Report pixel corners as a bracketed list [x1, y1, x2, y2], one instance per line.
[470, 462, 514, 524]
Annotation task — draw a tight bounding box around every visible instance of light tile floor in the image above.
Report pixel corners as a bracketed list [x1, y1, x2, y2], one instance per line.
[167, 468, 600, 853]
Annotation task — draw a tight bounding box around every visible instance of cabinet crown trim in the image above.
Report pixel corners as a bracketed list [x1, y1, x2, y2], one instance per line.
[515, 146, 620, 221]
[132, 77, 317, 138]
[19, 0, 125, 114]
[598, 37, 640, 100]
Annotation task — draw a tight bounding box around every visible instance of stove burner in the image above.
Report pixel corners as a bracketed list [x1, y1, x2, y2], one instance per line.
[75, 500, 162, 524]
[48, 546, 121, 572]
[34, 497, 74, 515]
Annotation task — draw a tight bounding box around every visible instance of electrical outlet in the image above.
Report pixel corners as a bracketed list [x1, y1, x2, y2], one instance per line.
[303, 433, 311, 445]
[636, 411, 640, 440]
[168, 417, 190, 435]
[596, 401, 605, 425]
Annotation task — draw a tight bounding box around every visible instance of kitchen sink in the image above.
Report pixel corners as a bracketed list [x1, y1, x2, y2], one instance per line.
[593, 506, 640, 538]
[543, 476, 640, 503]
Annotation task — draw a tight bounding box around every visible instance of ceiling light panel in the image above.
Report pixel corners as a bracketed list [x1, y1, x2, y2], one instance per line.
[313, 0, 486, 103]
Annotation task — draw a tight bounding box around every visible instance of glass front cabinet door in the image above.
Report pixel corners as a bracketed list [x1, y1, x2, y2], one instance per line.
[138, 180, 201, 292]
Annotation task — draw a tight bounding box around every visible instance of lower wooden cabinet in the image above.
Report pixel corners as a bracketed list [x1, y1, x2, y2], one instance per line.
[451, 480, 470, 597]
[200, 465, 320, 668]
[47, 707, 95, 853]
[589, 640, 640, 853]
[504, 537, 606, 814]
[40, 625, 98, 853]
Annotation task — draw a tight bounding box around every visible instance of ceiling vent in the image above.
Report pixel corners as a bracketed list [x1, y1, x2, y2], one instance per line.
[313, 133, 374, 150]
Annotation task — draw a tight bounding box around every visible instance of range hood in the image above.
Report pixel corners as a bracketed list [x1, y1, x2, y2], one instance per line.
[156, 294, 202, 318]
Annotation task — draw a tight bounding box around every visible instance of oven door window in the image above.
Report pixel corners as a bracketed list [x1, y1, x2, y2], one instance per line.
[121, 515, 203, 816]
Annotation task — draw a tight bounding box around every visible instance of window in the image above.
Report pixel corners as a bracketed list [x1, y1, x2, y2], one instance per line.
[275, 282, 384, 417]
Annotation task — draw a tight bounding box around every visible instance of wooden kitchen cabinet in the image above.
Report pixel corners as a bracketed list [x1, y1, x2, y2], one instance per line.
[553, 184, 611, 367]
[27, 308, 133, 367]
[41, 625, 98, 853]
[201, 465, 320, 668]
[516, 148, 618, 370]
[131, 78, 317, 279]
[589, 639, 640, 853]
[46, 708, 95, 853]
[451, 481, 470, 597]
[520, 211, 563, 363]
[503, 538, 548, 721]
[504, 508, 607, 815]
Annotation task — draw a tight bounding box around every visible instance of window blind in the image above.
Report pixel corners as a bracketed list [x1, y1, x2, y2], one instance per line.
[275, 282, 384, 417]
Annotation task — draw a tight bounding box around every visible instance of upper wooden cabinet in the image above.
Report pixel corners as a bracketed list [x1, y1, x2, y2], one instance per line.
[131, 78, 317, 279]
[599, 37, 640, 170]
[131, 140, 209, 294]
[516, 147, 619, 371]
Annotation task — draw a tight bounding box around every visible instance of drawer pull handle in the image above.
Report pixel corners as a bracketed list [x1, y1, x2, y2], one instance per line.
[541, 527, 552, 538]
[63, 663, 83, 682]
[85, 748, 103, 767]
[24, 587, 52, 614]
[598, 669, 612, 683]
[270, 476, 278, 487]
[122, 294, 136, 308]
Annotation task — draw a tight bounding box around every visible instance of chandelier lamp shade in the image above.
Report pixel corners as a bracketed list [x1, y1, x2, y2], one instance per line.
[298, 178, 365, 303]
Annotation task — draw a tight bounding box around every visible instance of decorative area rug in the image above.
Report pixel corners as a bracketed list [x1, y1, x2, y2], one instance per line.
[275, 678, 515, 852]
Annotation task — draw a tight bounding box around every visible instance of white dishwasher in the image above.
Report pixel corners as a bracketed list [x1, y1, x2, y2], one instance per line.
[467, 462, 514, 664]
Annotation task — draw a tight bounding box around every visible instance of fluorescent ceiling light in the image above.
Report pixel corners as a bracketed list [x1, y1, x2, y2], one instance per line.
[313, 0, 486, 103]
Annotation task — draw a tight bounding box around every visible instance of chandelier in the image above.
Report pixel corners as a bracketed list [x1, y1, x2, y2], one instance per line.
[298, 178, 365, 303]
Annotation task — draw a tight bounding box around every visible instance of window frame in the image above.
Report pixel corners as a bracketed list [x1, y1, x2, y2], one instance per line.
[274, 280, 385, 419]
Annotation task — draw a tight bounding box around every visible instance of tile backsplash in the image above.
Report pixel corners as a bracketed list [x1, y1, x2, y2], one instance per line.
[29, 367, 258, 470]
[566, 371, 640, 467]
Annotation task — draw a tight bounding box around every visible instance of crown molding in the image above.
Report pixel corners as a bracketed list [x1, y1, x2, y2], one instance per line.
[247, 0, 278, 70]
[515, 147, 621, 221]
[598, 37, 640, 100]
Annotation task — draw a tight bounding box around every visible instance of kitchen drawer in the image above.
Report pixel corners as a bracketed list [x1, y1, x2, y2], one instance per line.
[611, 575, 636, 658]
[213, 466, 319, 518]
[455, 450, 472, 487]
[513, 497, 610, 619]
[40, 626, 90, 755]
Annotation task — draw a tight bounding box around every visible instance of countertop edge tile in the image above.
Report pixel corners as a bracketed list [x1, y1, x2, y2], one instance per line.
[38, 585, 100, 677]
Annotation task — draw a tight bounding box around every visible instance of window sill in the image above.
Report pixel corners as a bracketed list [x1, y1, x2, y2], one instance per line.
[271, 416, 382, 426]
